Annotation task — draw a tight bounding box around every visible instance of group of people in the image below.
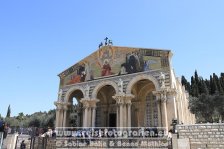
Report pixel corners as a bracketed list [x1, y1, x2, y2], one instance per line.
[0, 121, 9, 140]
[19, 128, 56, 149]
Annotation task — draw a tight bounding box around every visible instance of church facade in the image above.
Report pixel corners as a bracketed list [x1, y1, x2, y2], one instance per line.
[54, 45, 195, 132]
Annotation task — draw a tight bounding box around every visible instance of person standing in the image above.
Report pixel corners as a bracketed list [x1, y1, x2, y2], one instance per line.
[20, 140, 26, 149]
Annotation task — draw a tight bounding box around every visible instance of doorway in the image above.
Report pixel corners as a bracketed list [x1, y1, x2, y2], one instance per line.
[109, 113, 116, 127]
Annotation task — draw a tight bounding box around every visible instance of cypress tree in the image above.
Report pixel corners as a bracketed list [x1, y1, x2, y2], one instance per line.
[205, 79, 211, 94]
[191, 76, 199, 97]
[194, 70, 199, 85]
[220, 73, 224, 92]
[181, 76, 187, 86]
[221, 73, 224, 78]
[192, 83, 199, 97]
[6, 105, 11, 118]
[217, 79, 224, 95]
[198, 78, 203, 94]
[210, 75, 218, 95]
[213, 73, 223, 95]
[201, 79, 209, 95]
[181, 76, 191, 92]
[190, 76, 195, 96]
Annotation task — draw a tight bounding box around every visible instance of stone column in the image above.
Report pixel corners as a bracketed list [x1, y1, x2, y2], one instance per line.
[82, 108, 85, 127]
[87, 107, 91, 127]
[127, 103, 132, 127]
[119, 102, 123, 127]
[180, 97, 184, 123]
[161, 99, 168, 133]
[54, 101, 64, 127]
[153, 90, 168, 134]
[81, 98, 99, 128]
[62, 103, 71, 127]
[80, 98, 90, 128]
[176, 95, 181, 123]
[112, 94, 124, 128]
[84, 106, 88, 127]
[125, 94, 134, 128]
[116, 104, 119, 127]
[156, 96, 162, 127]
[63, 109, 67, 127]
[92, 107, 96, 127]
[167, 91, 178, 120]
[55, 109, 59, 127]
[89, 99, 99, 127]
[113, 94, 134, 128]
[123, 103, 127, 127]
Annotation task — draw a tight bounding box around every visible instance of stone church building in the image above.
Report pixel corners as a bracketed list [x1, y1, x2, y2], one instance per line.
[54, 45, 195, 133]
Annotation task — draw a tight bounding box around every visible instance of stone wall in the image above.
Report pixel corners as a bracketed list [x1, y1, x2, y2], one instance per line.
[176, 123, 224, 149]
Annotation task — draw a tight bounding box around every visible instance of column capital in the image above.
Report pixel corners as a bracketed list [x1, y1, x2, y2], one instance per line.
[112, 94, 125, 104]
[80, 98, 99, 108]
[80, 98, 90, 108]
[54, 101, 64, 110]
[89, 98, 100, 108]
[153, 88, 177, 103]
[126, 102, 132, 106]
[112, 93, 134, 104]
[63, 102, 71, 110]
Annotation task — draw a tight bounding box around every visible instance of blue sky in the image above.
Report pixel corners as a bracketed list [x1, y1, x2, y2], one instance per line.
[0, 0, 224, 117]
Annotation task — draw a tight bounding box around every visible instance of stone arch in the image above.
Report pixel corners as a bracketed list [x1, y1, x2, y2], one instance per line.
[65, 86, 85, 103]
[92, 80, 119, 99]
[138, 84, 155, 100]
[126, 74, 160, 94]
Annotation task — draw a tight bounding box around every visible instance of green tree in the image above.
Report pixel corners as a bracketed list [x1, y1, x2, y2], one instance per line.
[189, 94, 214, 122]
[213, 95, 224, 122]
[220, 73, 224, 91]
[194, 70, 199, 85]
[6, 105, 11, 118]
[182, 71, 224, 122]
[181, 76, 191, 92]
[210, 75, 218, 95]
[29, 116, 41, 127]
[199, 79, 209, 95]
[213, 73, 223, 94]
[191, 83, 199, 97]
[16, 112, 24, 121]
[5, 117, 20, 127]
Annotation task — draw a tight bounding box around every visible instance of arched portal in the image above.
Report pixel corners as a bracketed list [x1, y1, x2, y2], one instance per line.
[95, 85, 116, 127]
[130, 79, 160, 127]
[65, 89, 84, 127]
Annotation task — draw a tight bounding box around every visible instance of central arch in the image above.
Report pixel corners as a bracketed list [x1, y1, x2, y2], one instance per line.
[93, 82, 118, 127]
[92, 80, 119, 98]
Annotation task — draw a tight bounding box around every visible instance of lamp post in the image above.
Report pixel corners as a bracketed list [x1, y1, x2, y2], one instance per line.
[171, 118, 178, 133]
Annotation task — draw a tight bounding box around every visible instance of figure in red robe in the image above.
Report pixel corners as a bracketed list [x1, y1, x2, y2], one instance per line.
[101, 59, 112, 76]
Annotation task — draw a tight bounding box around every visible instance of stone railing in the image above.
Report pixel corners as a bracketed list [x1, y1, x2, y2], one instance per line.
[176, 123, 224, 149]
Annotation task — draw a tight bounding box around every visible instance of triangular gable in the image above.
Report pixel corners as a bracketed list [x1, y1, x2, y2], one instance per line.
[59, 46, 171, 87]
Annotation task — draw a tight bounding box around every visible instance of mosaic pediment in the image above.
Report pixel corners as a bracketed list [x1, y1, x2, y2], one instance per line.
[59, 46, 170, 87]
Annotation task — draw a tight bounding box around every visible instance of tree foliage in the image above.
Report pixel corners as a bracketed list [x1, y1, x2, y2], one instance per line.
[4, 109, 56, 128]
[6, 105, 11, 118]
[182, 71, 224, 122]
